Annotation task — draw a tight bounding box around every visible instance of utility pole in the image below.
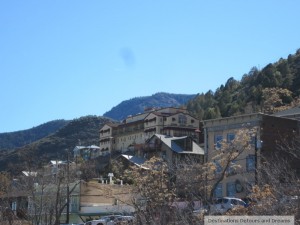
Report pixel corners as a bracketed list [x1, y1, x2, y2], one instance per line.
[254, 134, 258, 185]
[66, 149, 70, 224]
[254, 130, 261, 185]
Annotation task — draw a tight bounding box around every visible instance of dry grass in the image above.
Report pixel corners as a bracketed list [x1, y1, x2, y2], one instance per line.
[81, 181, 134, 205]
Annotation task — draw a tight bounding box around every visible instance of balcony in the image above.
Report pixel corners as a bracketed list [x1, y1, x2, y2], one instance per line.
[144, 127, 156, 133]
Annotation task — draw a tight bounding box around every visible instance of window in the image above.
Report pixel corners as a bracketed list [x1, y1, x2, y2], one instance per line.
[231, 199, 237, 205]
[246, 155, 256, 172]
[214, 135, 223, 149]
[250, 135, 255, 146]
[214, 183, 222, 198]
[214, 160, 222, 174]
[178, 115, 187, 124]
[227, 133, 235, 143]
[226, 182, 236, 197]
[11, 201, 17, 211]
[250, 134, 262, 149]
[161, 151, 166, 160]
[191, 119, 194, 123]
[70, 196, 79, 211]
[226, 160, 237, 175]
[223, 198, 229, 204]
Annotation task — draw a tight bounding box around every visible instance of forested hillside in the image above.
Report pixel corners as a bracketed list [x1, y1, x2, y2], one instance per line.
[0, 120, 69, 150]
[187, 49, 300, 120]
[104, 92, 196, 121]
[0, 116, 112, 172]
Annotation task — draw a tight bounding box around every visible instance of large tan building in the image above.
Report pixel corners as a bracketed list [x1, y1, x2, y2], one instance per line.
[99, 107, 200, 156]
[203, 113, 299, 198]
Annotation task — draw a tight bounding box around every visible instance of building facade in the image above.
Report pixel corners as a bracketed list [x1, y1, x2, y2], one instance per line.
[203, 113, 299, 199]
[99, 107, 200, 156]
[144, 134, 204, 165]
[73, 145, 101, 160]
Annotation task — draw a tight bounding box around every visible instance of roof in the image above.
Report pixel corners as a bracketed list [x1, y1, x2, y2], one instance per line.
[73, 145, 100, 152]
[144, 110, 199, 121]
[33, 181, 81, 195]
[152, 134, 204, 155]
[102, 122, 120, 128]
[50, 160, 67, 165]
[121, 154, 148, 169]
[22, 171, 38, 177]
[190, 142, 205, 155]
[273, 106, 300, 117]
[202, 113, 264, 125]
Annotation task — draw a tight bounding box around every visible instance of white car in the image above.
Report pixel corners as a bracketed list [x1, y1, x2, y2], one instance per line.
[84, 215, 122, 225]
[210, 197, 247, 214]
[113, 215, 135, 224]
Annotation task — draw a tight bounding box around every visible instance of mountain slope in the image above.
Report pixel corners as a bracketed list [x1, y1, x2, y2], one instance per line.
[186, 49, 300, 120]
[0, 115, 112, 172]
[103, 92, 196, 121]
[0, 120, 69, 151]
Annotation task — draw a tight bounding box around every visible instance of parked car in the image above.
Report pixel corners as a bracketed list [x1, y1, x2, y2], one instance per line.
[84, 215, 122, 225]
[210, 197, 247, 214]
[114, 215, 135, 225]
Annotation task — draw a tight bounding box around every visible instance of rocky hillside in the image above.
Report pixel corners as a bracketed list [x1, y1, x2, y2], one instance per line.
[0, 120, 69, 151]
[0, 115, 112, 173]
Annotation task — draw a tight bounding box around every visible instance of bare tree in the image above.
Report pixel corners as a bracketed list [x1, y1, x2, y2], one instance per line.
[127, 129, 254, 224]
[224, 132, 300, 224]
[0, 161, 81, 225]
[126, 157, 177, 225]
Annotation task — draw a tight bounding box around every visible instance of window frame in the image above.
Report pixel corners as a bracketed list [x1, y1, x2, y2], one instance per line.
[227, 133, 235, 143]
[214, 134, 223, 150]
[214, 160, 222, 174]
[226, 159, 237, 175]
[214, 183, 223, 198]
[226, 182, 236, 197]
[246, 154, 256, 172]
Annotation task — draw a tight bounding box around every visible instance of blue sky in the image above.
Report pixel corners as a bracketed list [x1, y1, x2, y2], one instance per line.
[0, 1, 299, 132]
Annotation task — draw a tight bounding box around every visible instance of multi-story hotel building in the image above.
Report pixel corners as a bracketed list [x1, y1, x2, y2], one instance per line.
[202, 113, 299, 199]
[99, 107, 200, 155]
